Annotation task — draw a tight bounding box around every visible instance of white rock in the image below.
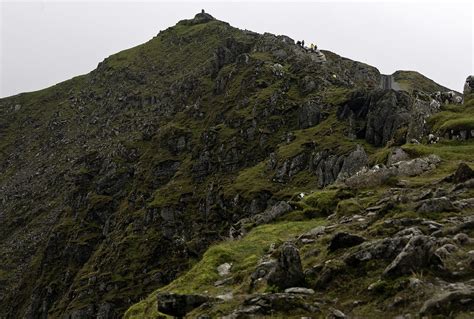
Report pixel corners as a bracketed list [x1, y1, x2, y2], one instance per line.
[217, 292, 233, 301]
[284, 287, 315, 295]
[409, 277, 422, 288]
[217, 262, 232, 276]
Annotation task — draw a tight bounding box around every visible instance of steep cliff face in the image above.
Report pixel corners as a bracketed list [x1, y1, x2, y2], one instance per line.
[0, 13, 469, 318]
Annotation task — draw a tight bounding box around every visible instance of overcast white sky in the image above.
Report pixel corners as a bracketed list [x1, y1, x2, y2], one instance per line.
[0, 0, 473, 97]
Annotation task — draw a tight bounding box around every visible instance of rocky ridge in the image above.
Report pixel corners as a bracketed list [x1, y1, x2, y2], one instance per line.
[0, 11, 472, 319]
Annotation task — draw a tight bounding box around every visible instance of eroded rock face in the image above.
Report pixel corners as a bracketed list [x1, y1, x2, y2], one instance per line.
[344, 237, 410, 266]
[268, 243, 305, 289]
[311, 145, 368, 187]
[297, 101, 323, 129]
[446, 163, 474, 183]
[406, 93, 442, 141]
[345, 154, 441, 188]
[157, 293, 212, 317]
[251, 242, 305, 290]
[417, 197, 457, 213]
[383, 235, 442, 277]
[338, 90, 412, 146]
[271, 144, 368, 187]
[420, 285, 474, 315]
[336, 145, 369, 180]
[338, 89, 443, 146]
[365, 90, 412, 146]
[387, 147, 409, 165]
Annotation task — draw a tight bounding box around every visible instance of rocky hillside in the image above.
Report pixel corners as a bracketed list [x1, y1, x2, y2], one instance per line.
[0, 12, 473, 318]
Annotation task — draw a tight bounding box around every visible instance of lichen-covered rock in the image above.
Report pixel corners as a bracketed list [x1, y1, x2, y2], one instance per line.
[284, 287, 315, 294]
[420, 285, 474, 315]
[417, 197, 457, 213]
[344, 237, 410, 266]
[394, 154, 441, 176]
[217, 262, 232, 276]
[336, 145, 368, 180]
[445, 162, 474, 183]
[252, 242, 305, 290]
[297, 101, 323, 129]
[387, 147, 410, 165]
[345, 154, 441, 188]
[383, 235, 442, 277]
[267, 243, 305, 290]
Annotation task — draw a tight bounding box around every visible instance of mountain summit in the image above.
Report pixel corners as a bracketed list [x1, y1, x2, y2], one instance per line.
[0, 13, 473, 318]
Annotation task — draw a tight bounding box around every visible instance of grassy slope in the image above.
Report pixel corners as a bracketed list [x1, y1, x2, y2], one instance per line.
[393, 70, 452, 94]
[125, 219, 326, 319]
[427, 99, 474, 133]
[0, 18, 259, 317]
[0, 16, 377, 317]
[125, 99, 474, 318]
[0, 13, 470, 319]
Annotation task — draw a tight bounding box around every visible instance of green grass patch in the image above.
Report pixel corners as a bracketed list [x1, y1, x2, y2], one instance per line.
[402, 140, 474, 162]
[392, 70, 448, 94]
[124, 218, 326, 318]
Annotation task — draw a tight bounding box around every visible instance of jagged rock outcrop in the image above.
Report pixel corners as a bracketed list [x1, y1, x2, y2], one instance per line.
[267, 243, 305, 289]
[445, 162, 474, 183]
[417, 197, 457, 213]
[383, 235, 442, 277]
[386, 147, 409, 165]
[271, 144, 368, 187]
[338, 89, 411, 146]
[338, 89, 445, 146]
[0, 10, 466, 319]
[297, 101, 325, 129]
[420, 284, 474, 315]
[345, 154, 441, 188]
[251, 242, 305, 290]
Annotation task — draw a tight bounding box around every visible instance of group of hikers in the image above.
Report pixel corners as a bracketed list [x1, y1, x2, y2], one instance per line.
[296, 40, 318, 52]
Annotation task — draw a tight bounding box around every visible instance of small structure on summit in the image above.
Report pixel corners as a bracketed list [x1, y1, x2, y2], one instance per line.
[180, 10, 215, 25]
[194, 9, 215, 23]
